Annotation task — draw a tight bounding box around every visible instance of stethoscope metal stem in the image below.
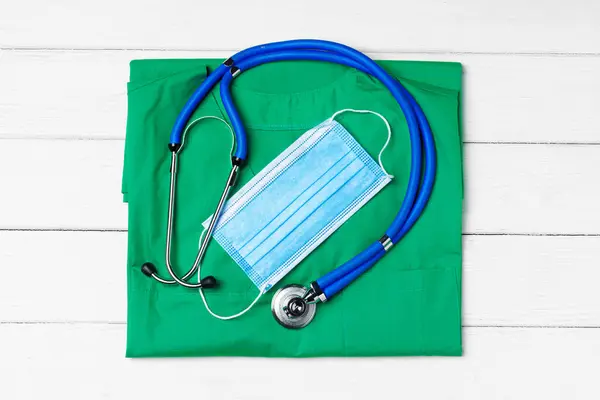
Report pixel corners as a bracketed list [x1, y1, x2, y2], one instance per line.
[198, 164, 238, 266]
[149, 153, 237, 288]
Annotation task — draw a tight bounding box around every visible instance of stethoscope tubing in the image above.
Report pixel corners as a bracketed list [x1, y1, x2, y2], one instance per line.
[158, 40, 435, 300]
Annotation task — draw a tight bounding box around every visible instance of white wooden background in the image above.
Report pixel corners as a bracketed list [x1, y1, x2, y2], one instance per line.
[1, 1, 599, 399]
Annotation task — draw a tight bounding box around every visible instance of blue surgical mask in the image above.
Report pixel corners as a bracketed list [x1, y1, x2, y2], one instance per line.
[198, 109, 393, 319]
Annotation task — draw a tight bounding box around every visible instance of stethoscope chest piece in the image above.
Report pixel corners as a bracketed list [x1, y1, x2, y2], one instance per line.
[271, 284, 317, 329]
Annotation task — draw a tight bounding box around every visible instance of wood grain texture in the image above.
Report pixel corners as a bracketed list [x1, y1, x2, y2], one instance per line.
[1, 50, 599, 143]
[1, 140, 598, 233]
[1, 231, 599, 326]
[2, 1, 600, 395]
[0, 140, 128, 230]
[463, 235, 600, 326]
[1, 0, 599, 53]
[1, 324, 598, 400]
[462, 144, 600, 235]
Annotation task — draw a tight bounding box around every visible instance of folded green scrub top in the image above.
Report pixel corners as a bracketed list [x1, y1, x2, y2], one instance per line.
[123, 58, 463, 357]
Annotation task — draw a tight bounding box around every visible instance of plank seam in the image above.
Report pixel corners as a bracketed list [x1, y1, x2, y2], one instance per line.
[464, 233, 600, 237]
[464, 325, 600, 329]
[466, 141, 600, 146]
[0, 228, 128, 232]
[3, 47, 600, 57]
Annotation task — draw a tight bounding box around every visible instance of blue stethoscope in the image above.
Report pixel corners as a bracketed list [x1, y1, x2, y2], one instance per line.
[140, 39, 436, 329]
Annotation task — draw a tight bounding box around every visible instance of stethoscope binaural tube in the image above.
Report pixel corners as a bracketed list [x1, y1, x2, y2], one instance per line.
[142, 40, 436, 304]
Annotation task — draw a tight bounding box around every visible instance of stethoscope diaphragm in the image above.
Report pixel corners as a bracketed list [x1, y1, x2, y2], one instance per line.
[271, 284, 317, 329]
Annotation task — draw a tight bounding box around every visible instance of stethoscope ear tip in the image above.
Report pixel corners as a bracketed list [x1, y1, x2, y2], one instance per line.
[141, 261, 217, 288]
[141, 262, 157, 277]
[200, 275, 218, 288]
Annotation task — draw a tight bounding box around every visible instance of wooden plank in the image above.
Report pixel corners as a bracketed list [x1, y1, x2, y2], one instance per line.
[1, 50, 600, 143]
[0, 324, 598, 399]
[0, 50, 129, 140]
[0, 140, 598, 233]
[0, 231, 127, 323]
[463, 235, 600, 326]
[463, 144, 600, 235]
[1, 1, 599, 53]
[2, 231, 599, 326]
[0, 140, 128, 230]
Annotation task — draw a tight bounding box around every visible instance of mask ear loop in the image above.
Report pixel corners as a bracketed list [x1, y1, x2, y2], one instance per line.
[197, 228, 265, 320]
[183, 116, 265, 320]
[327, 109, 394, 179]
